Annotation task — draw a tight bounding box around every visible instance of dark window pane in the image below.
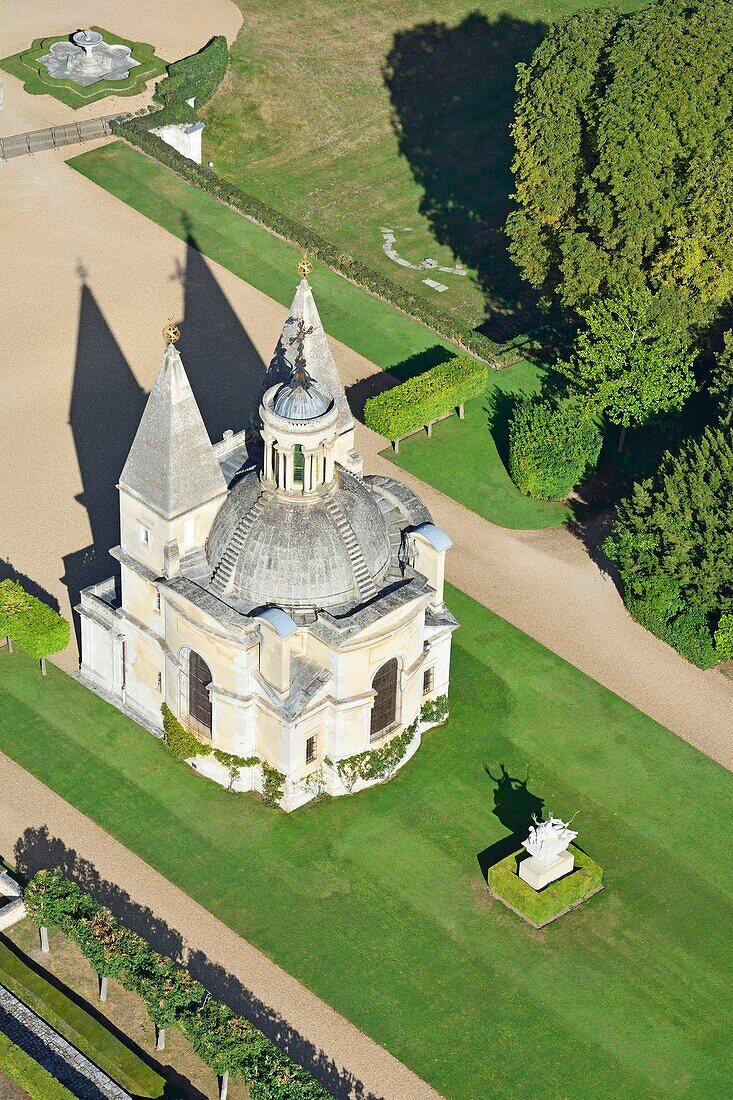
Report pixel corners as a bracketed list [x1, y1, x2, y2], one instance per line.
[370, 659, 398, 741]
[423, 667, 434, 695]
[306, 735, 316, 763]
[189, 650, 212, 738]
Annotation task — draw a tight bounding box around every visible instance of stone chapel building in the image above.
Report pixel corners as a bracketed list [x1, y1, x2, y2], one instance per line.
[78, 272, 457, 810]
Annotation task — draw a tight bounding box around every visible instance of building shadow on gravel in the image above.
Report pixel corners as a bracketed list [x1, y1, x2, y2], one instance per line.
[477, 764, 545, 880]
[13, 827, 383, 1100]
[62, 248, 265, 657]
[384, 11, 548, 343]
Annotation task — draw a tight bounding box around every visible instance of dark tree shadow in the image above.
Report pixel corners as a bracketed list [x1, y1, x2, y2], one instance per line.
[173, 218, 267, 442]
[13, 828, 382, 1100]
[61, 277, 147, 653]
[384, 11, 549, 342]
[477, 764, 544, 880]
[0, 560, 59, 611]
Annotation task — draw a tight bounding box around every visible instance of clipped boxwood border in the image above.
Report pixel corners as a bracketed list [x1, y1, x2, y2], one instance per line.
[488, 845, 603, 928]
[364, 355, 489, 443]
[0, 28, 167, 109]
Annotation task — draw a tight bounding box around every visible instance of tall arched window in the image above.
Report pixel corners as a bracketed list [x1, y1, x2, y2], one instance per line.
[293, 443, 305, 486]
[188, 650, 213, 738]
[370, 658, 398, 741]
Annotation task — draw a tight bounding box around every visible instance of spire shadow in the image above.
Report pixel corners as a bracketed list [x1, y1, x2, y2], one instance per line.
[175, 226, 267, 441]
[61, 281, 147, 653]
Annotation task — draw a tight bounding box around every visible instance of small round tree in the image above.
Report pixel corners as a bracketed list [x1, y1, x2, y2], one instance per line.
[0, 580, 70, 673]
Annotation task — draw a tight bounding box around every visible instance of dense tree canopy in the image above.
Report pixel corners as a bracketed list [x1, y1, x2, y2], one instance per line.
[507, 0, 733, 313]
[560, 286, 696, 430]
[604, 425, 733, 666]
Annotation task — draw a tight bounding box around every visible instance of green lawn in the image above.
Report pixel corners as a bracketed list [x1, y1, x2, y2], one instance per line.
[70, 142, 567, 530]
[202, 0, 646, 337]
[0, 935, 164, 1097]
[1, 587, 732, 1099]
[384, 359, 569, 528]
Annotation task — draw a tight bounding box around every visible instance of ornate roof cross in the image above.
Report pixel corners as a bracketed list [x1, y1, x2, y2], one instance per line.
[287, 317, 314, 388]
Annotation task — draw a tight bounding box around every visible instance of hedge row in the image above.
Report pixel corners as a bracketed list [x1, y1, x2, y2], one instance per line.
[0, 580, 70, 667]
[0, 1032, 73, 1100]
[363, 356, 489, 439]
[156, 36, 228, 109]
[25, 870, 331, 1099]
[110, 117, 505, 366]
[488, 846, 603, 927]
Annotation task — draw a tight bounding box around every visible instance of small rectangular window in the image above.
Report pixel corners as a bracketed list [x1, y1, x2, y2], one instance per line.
[138, 523, 150, 548]
[155, 590, 161, 612]
[156, 671, 162, 693]
[305, 735, 317, 764]
[423, 667, 434, 695]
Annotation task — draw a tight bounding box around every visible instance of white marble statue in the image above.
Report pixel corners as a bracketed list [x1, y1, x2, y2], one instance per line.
[522, 813, 578, 867]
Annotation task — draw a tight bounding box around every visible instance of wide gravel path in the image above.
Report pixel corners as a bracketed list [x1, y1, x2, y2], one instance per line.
[0, 754, 442, 1100]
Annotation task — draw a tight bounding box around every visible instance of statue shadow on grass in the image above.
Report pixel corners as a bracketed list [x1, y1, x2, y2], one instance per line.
[477, 764, 544, 881]
[383, 11, 548, 343]
[13, 827, 383, 1100]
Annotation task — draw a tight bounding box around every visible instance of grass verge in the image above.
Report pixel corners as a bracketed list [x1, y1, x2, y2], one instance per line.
[1, 585, 732, 1098]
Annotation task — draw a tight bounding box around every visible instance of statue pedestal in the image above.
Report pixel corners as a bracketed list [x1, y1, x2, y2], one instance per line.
[519, 849, 574, 891]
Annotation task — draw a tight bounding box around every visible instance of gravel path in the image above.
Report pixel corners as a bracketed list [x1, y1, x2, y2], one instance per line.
[0, 983, 130, 1100]
[0, 756, 443, 1100]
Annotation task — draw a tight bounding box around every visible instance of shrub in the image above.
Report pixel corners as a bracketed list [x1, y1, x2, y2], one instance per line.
[420, 695, 449, 725]
[0, 579, 70, 670]
[261, 760, 285, 807]
[161, 703, 209, 760]
[109, 112, 506, 366]
[327, 719, 418, 793]
[364, 356, 489, 439]
[0, 1032, 73, 1099]
[508, 396, 602, 499]
[488, 845, 603, 927]
[715, 613, 733, 660]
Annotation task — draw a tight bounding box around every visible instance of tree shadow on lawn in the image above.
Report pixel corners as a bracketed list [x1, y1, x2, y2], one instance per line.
[0, 932, 204, 1100]
[13, 827, 383, 1100]
[477, 764, 545, 881]
[384, 11, 547, 343]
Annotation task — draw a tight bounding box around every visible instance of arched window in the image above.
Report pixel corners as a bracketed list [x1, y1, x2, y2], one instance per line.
[293, 443, 305, 486]
[370, 658, 398, 741]
[188, 650, 212, 738]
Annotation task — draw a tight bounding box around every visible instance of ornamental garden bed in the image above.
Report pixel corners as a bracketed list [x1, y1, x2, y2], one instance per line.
[0, 29, 166, 109]
[488, 844, 603, 928]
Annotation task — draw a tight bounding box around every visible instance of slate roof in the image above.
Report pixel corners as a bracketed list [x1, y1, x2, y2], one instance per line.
[119, 343, 227, 519]
[266, 279, 353, 435]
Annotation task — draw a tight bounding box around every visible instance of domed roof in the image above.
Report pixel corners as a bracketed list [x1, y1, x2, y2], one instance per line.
[207, 467, 391, 611]
[273, 377, 332, 421]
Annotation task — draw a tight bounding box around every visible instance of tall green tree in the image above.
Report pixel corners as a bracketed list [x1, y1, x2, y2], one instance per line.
[560, 287, 696, 449]
[508, 0, 733, 314]
[604, 425, 733, 666]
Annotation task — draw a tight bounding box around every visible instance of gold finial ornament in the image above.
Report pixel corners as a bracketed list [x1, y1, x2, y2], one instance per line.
[163, 318, 180, 344]
[296, 251, 313, 280]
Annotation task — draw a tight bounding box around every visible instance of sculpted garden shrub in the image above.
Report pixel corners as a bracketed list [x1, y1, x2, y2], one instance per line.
[364, 356, 489, 439]
[0, 579, 70, 672]
[508, 397, 601, 500]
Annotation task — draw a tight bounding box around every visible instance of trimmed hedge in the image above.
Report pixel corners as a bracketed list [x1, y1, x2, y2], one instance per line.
[110, 111, 505, 366]
[0, 1032, 73, 1099]
[0, 580, 70, 664]
[508, 396, 602, 500]
[488, 845, 603, 927]
[156, 36, 228, 109]
[24, 870, 330, 1099]
[364, 356, 489, 439]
